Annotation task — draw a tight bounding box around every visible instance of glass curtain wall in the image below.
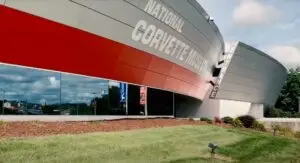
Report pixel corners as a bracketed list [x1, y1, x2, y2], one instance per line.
[0, 64, 176, 116]
[0, 65, 61, 115]
[0, 64, 128, 115]
[61, 74, 109, 115]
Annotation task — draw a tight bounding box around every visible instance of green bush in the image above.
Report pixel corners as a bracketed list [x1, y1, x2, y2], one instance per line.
[237, 115, 256, 128]
[200, 117, 213, 124]
[200, 117, 210, 122]
[251, 121, 266, 131]
[271, 124, 281, 131]
[222, 116, 233, 124]
[206, 119, 213, 124]
[281, 111, 292, 118]
[294, 131, 300, 138]
[266, 108, 293, 118]
[292, 112, 300, 118]
[232, 118, 243, 128]
[279, 127, 294, 137]
[269, 108, 283, 117]
[0, 120, 6, 126]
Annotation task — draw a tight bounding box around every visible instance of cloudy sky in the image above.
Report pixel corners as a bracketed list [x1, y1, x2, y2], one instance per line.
[0, 64, 111, 105]
[197, 0, 300, 69]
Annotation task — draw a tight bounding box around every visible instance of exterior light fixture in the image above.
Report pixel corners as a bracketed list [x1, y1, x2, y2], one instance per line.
[218, 60, 225, 65]
[208, 143, 218, 159]
[212, 66, 221, 77]
[208, 81, 215, 86]
[205, 15, 214, 22]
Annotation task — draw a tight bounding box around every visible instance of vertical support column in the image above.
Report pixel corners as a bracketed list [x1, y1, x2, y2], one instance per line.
[248, 103, 264, 119]
[172, 93, 175, 117]
[144, 86, 148, 116]
[126, 83, 128, 115]
[59, 73, 62, 105]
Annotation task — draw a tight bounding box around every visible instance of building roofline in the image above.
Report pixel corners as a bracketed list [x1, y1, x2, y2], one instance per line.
[237, 41, 288, 72]
[189, 0, 224, 44]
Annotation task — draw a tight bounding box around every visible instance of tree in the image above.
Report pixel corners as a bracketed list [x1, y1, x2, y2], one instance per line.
[275, 66, 300, 112]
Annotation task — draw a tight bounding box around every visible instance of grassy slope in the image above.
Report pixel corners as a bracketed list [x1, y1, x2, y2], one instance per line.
[0, 125, 300, 163]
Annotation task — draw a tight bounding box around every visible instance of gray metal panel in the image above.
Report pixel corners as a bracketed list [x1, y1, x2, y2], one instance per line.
[6, 0, 224, 78]
[215, 42, 287, 105]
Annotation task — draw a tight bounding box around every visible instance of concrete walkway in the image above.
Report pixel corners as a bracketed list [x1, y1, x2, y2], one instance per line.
[0, 115, 174, 122]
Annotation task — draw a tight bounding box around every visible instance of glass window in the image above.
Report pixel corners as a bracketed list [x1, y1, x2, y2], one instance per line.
[61, 74, 109, 115]
[0, 64, 61, 115]
[108, 81, 127, 115]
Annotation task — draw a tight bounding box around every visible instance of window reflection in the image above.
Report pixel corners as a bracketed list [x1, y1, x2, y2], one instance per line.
[108, 81, 127, 115]
[61, 74, 109, 115]
[0, 63, 175, 117]
[0, 65, 61, 115]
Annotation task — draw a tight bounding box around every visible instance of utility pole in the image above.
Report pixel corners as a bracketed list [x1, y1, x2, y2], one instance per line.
[1, 89, 5, 115]
[60, 73, 62, 105]
[93, 92, 97, 115]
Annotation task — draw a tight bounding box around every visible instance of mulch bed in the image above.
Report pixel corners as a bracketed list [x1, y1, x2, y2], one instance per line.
[0, 118, 220, 138]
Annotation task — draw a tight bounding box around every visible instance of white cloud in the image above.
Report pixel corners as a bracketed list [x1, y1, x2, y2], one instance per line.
[32, 81, 44, 91]
[0, 74, 26, 82]
[48, 76, 60, 88]
[266, 45, 300, 68]
[233, 0, 280, 27]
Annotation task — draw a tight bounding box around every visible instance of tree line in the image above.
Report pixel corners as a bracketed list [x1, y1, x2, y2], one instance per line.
[265, 66, 300, 117]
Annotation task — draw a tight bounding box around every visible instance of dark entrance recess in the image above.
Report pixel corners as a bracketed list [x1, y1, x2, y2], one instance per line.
[127, 84, 145, 115]
[174, 93, 202, 118]
[147, 88, 173, 116]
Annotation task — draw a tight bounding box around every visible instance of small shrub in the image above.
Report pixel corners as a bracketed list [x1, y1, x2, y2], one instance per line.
[206, 119, 213, 124]
[222, 116, 233, 124]
[188, 118, 194, 121]
[237, 115, 256, 128]
[294, 131, 300, 138]
[252, 121, 266, 131]
[200, 117, 213, 124]
[31, 120, 41, 125]
[0, 120, 6, 126]
[271, 124, 281, 136]
[279, 127, 294, 137]
[232, 118, 243, 128]
[267, 108, 292, 118]
[272, 124, 281, 131]
[214, 117, 222, 124]
[281, 111, 292, 118]
[200, 117, 210, 122]
[292, 112, 300, 118]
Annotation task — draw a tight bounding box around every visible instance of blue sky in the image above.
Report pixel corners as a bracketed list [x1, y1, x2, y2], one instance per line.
[197, 0, 300, 69]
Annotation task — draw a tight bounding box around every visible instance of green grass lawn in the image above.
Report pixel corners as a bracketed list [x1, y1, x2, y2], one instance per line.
[1, 125, 300, 163]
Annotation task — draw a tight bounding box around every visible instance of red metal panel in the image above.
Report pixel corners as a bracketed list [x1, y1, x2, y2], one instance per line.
[147, 56, 173, 76]
[142, 71, 167, 89]
[0, 5, 210, 100]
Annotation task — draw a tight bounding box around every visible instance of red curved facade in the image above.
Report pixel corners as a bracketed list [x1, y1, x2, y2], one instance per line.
[0, 0, 224, 101]
[0, 5, 213, 99]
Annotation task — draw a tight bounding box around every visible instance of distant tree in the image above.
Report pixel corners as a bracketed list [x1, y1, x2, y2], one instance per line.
[275, 66, 300, 112]
[296, 67, 300, 72]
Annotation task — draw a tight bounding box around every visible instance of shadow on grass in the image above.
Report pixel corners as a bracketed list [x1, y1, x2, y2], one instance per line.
[218, 136, 295, 163]
[165, 156, 232, 163]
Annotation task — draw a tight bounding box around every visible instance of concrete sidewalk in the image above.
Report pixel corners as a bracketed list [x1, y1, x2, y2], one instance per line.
[0, 115, 174, 122]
